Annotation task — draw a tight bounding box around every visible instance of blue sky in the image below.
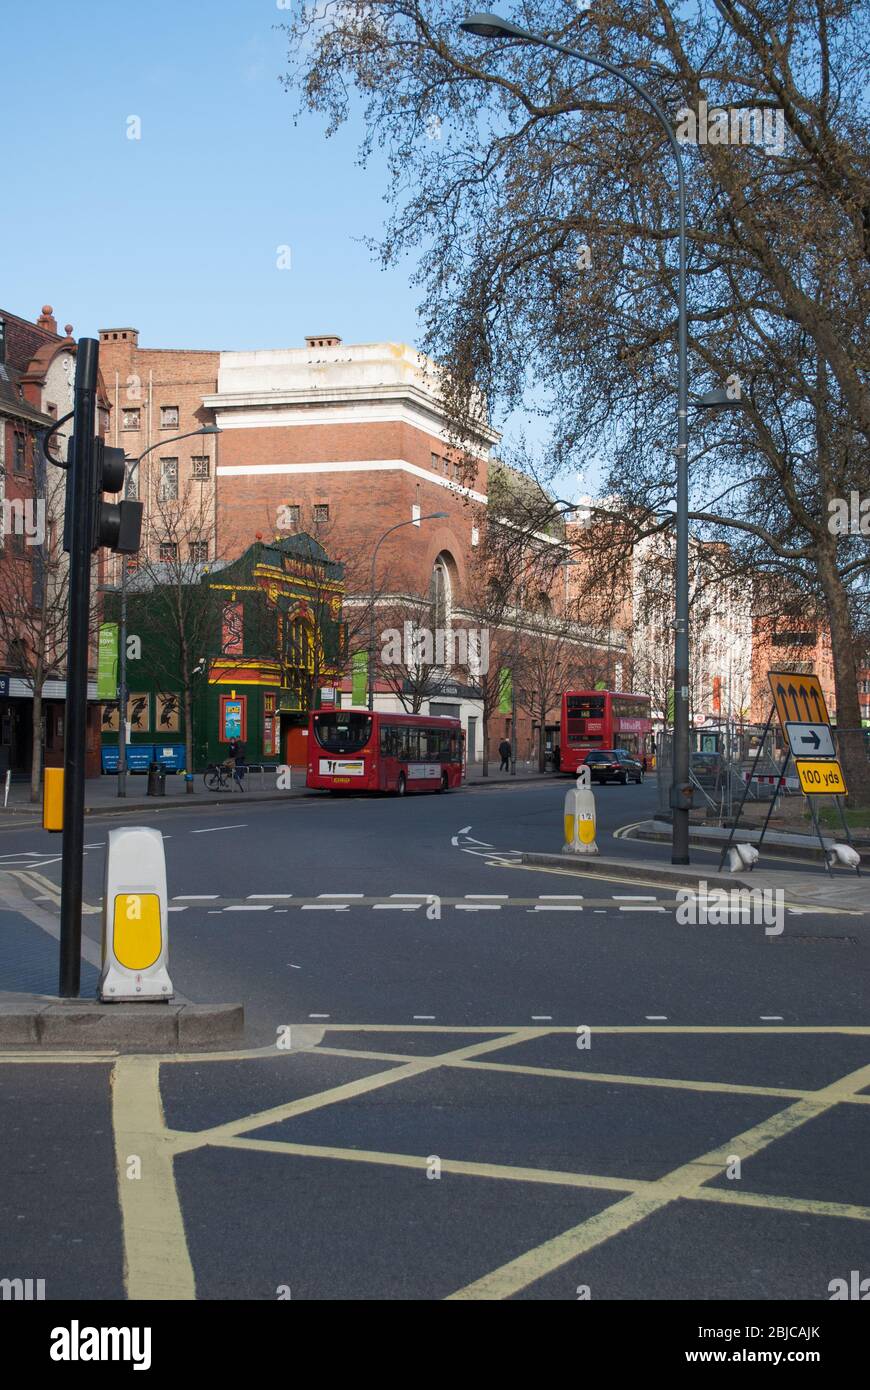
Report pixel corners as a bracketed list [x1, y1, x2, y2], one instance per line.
[2, 0, 583, 489]
[1, 0, 418, 351]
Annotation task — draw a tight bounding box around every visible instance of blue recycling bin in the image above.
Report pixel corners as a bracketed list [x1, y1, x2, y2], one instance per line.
[126, 745, 155, 773]
[153, 744, 185, 772]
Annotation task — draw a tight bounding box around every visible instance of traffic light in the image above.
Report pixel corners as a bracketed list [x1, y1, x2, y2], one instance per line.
[92, 439, 143, 553]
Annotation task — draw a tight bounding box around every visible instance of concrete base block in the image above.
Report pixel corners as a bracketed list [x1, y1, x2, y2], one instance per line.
[0, 998, 245, 1051]
[177, 1002, 244, 1046]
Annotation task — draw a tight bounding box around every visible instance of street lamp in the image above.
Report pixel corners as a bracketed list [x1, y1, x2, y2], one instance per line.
[460, 14, 694, 862]
[367, 513, 449, 711]
[116, 425, 220, 796]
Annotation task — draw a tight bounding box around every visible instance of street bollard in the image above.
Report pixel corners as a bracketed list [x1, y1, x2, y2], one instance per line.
[100, 825, 173, 1001]
[563, 767, 599, 855]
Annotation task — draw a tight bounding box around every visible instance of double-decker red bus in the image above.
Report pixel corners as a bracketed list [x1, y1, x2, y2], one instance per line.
[306, 708, 464, 794]
[557, 690, 653, 774]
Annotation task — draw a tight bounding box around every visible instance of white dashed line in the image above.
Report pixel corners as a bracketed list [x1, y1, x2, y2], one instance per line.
[173, 895, 219, 901]
[319, 893, 364, 898]
[413, 1015, 435, 1020]
[309, 1013, 330, 1019]
[646, 1015, 668, 1020]
[302, 904, 349, 911]
[760, 1015, 784, 1021]
[613, 895, 658, 901]
[248, 894, 293, 900]
[620, 905, 666, 912]
[191, 824, 247, 834]
[167, 906, 188, 913]
[531, 1015, 552, 1021]
[223, 904, 271, 912]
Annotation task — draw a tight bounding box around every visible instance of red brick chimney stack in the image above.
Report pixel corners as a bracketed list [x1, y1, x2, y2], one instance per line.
[37, 304, 58, 335]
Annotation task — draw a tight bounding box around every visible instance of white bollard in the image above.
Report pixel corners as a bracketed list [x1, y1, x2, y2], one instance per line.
[563, 767, 599, 855]
[100, 826, 173, 1001]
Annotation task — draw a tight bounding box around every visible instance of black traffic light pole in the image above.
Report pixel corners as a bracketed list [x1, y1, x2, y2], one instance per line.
[58, 338, 99, 998]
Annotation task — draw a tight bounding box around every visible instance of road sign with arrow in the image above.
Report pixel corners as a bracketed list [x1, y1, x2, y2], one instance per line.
[783, 722, 836, 758]
[768, 671, 830, 729]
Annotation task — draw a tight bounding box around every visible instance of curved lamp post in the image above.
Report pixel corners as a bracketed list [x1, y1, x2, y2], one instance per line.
[367, 513, 448, 711]
[116, 424, 220, 796]
[460, 14, 693, 862]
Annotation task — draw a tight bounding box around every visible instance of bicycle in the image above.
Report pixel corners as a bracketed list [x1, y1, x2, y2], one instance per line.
[203, 763, 234, 792]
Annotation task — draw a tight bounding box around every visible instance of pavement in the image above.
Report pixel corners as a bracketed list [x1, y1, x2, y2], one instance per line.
[0, 762, 558, 821]
[0, 777, 867, 1300]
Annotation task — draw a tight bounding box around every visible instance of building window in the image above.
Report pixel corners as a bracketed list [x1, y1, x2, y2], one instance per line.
[122, 408, 140, 430]
[277, 503, 300, 531]
[160, 406, 179, 429]
[313, 503, 329, 524]
[13, 433, 25, 473]
[189, 541, 209, 562]
[159, 541, 178, 562]
[431, 453, 441, 473]
[159, 457, 178, 500]
[191, 456, 210, 479]
[126, 474, 138, 501]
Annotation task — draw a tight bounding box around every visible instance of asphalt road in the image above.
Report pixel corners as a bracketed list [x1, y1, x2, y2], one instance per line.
[1, 778, 867, 1301]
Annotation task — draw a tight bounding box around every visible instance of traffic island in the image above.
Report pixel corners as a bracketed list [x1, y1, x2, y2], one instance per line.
[0, 997, 244, 1050]
[521, 851, 748, 893]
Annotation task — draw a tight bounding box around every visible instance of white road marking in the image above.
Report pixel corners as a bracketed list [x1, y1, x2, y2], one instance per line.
[760, 1015, 784, 1021]
[173, 895, 219, 900]
[530, 904, 583, 912]
[319, 893, 364, 898]
[613, 895, 657, 901]
[223, 904, 271, 912]
[646, 1015, 668, 1020]
[302, 904, 348, 911]
[248, 893, 293, 899]
[191, 824, 247, 834]
[620, 905, 666, 912]
[466, 894, 508, 899]
[374, 903, 418, 911]
[413, 1015, 435, 1020]
[456, 903, 501, 911]
[167, 906, 188, 913]
[309, 1013, 330, 1019]
[540, 895, 584, 900]
[531, 1015, 552, 1021]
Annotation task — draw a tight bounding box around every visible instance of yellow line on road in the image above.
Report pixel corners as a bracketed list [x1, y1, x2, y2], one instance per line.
[169, 1029, 540, 1155]
[112, 1056, 195, 1301]
[445, 1059, 870, 1300]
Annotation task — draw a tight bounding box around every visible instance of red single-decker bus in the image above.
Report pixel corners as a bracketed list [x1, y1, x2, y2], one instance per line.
[558, 690, 652, 773]
[307, 708, 464, 794]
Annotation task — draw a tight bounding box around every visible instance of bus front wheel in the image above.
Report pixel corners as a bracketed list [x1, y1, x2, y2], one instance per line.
[397, 774, 407, 797]
[440, 772, 449, 792]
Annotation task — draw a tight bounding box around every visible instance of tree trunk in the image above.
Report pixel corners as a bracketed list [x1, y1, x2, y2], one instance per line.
[30, 686, 43, 803]
[481, 712, 489, 776]
[538, 715, 546, 773]
[816, 546, 870, 808]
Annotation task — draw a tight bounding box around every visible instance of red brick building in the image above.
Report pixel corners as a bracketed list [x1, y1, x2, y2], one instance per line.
[0, 305, 107, 779]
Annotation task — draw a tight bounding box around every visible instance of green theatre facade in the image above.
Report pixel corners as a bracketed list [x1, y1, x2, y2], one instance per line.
[99, 534, 346, 776]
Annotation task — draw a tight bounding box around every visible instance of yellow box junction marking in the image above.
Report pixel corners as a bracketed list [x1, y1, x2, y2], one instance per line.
[8, 1023, 858, 1302]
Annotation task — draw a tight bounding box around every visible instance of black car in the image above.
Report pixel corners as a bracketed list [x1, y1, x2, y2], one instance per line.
[584, 749, 645, 785]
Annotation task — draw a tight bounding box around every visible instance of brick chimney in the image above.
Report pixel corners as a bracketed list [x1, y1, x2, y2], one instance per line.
[305, 334, 342, 348]
[37, 304, 57, 335]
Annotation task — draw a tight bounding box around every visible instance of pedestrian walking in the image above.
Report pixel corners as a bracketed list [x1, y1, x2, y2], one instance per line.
[226, 737, 247, 790]
[498, 737, 511, 772]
